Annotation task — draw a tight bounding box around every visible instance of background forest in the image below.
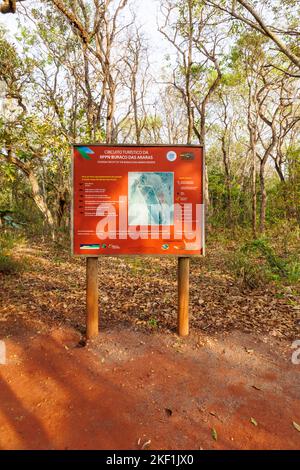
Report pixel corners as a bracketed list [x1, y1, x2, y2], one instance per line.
[0, 0, 299, 289]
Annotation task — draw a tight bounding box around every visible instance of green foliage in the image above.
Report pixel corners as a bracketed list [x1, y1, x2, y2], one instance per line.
[0, 32, 22, 80]
[221, 72, 242, 87]
[227, 237, 300, 289]
[208, 169, 248, 227]
[190, 63, 205, 77]
[0, 231, 27, 274]
[0, 254, 21, 275]
[0, 211, 24, 229]
[148, 317, 158, 328]
[241, 239, 287, 277]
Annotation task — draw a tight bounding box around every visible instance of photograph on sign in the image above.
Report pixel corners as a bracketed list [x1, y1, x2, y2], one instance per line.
[128, 172, 174, 226]
[72, 145, 204, 256]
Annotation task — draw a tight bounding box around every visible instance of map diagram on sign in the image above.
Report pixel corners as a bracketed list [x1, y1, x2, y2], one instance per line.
[128, 172, 174, 226]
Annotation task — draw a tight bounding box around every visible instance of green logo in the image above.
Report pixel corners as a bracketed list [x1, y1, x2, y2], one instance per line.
[77, 146, 95, 160]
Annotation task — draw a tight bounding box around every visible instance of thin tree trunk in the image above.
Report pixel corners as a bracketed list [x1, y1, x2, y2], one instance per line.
[186, 0, 193, 144]
[251, 148, 257, 238]
[221, 135, 232, 225]
[259, 162, 267, 234]
[27, 171, 56, 240]
[132, 74, 140, 144]
[247, 88, 258, 239]
[274, 160, 285, 182]
[6, 148, 56, 240]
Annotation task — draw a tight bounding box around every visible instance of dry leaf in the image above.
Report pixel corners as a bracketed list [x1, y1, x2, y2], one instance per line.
[252, 385, 262, 391]
[245, 348, 254, 354]
[293, 421, 300, 432]
[141, 439, 151, 449]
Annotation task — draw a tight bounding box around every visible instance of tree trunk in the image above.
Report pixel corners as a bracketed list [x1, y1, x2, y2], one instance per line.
[5, 148, 56, 240]
[221, 134, 232, 225]
[27, 171, 56, 240]
[274, 160, 285, 182]
[199, 107, 211, 212]
[56, 190, 68, 229]
[132, 75, 140, 144]
[251, 150, 257, 238]
[247, 92, 258, 239]
[186, 0, 193, 145]
[259, 162, 267, 234]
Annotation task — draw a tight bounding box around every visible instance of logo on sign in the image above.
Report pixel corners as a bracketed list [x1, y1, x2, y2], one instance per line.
[166, 151, 177, 162]
[77, 146, 95, 160]
[180, 152, 195, 160]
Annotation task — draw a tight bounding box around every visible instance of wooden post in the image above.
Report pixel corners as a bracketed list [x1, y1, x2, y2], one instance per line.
[86, 257, 99, 339]
[178, 257, 189, 336]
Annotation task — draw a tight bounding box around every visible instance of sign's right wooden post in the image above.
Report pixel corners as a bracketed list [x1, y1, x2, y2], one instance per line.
[178, 256, 190, 336]
[86, 256, 99, 339]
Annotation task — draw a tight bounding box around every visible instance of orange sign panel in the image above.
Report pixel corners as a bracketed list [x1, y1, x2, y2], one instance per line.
[72, 145, 204, 256]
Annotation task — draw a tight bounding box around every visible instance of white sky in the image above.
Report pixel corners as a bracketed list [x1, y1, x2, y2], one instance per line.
[0, 6, 18, 33]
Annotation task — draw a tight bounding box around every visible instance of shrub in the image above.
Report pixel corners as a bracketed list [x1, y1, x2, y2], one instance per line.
[227, 237, 300, 289]
[0, 231, 26, 275]
[227, 249, 270, 289]
[241, 238, 287, 277]
[0, 253, 22, 274]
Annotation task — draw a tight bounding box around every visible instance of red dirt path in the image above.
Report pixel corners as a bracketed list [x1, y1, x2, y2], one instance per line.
[0, 326, 299, 450]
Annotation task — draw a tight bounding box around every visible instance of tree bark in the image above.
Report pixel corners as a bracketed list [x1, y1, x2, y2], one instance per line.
[251, 147, 257, 238]
[3, 148, 56, 240]
[259, 162, 267, 234]
[186, 0, 193, 144]
[27, 171, 56, 240]
[247, 87, 258, 239]
[221, 134, 232, 225]
[236, 0, 300, 70]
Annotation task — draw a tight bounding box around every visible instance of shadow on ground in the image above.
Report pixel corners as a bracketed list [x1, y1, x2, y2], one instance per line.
[0, 325, 299, 450]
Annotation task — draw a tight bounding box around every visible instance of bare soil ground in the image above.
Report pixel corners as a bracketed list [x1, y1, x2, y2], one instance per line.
[0, 243, 300, 449]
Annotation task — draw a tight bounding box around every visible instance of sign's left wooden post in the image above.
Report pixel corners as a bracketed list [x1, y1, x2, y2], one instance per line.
[86, 257, 99, 339]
